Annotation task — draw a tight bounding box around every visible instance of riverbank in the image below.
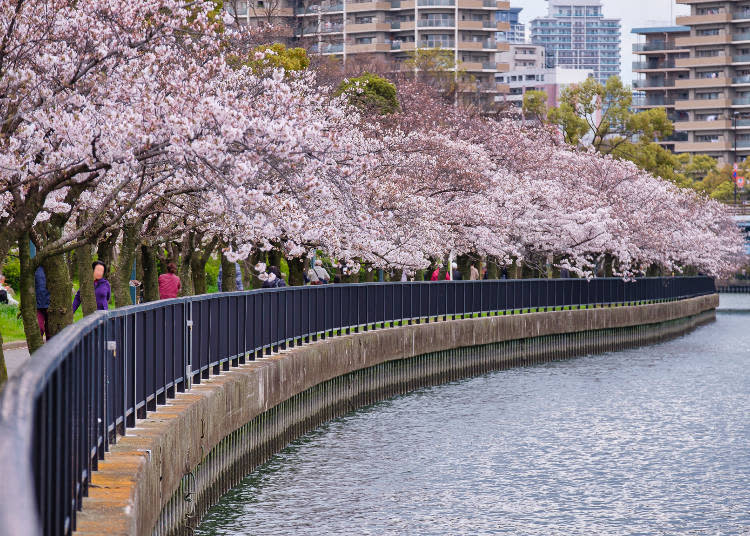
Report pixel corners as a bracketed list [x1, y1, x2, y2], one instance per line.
[71, 295, 717, 536]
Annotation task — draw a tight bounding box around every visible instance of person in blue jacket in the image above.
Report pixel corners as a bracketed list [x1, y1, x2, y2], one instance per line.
[35, 266, 51, 339]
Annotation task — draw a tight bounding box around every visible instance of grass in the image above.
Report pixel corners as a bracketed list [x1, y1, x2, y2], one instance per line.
[0, 304, 25, 343]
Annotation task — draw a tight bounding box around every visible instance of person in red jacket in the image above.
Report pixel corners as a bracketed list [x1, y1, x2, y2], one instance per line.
[430, 264, 442, 281]
[158, 263, 181, 299]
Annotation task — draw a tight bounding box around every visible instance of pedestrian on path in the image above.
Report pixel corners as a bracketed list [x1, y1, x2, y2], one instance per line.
[158, 263, 181, 299]
[470, 264, 480, 280]
[308, 260, 330, 284]
[0, 274, 18, 306]
[35, 266, 50, 338]
[430, 264, 442, 281]
[73, 261, 111, 313]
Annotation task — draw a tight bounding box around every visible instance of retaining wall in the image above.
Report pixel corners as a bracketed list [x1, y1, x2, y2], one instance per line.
[72, 295, 718, 536]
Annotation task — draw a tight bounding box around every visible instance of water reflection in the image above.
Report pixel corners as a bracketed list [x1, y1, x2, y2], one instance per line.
[197, 305, 750, 536]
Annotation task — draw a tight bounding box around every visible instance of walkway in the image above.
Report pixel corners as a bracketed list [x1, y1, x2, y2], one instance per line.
[3, 344, 29, 378]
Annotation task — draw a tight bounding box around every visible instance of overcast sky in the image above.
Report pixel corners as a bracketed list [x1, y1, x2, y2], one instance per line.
[516, 0, 690, 83]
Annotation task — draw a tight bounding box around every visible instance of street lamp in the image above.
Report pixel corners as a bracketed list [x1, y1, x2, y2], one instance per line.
[734, 111, 740, 206]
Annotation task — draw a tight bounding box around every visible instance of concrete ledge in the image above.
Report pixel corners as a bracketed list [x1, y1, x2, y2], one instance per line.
[74, 295, 717, 536]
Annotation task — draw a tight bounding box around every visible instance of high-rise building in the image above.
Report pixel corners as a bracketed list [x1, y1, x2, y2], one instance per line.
[631, 26, 691, 153]
[230, 0, 512, 107]
[661, 0, 750, 163]
[497, 6, 525, 44]
[530, 0, 621, 84]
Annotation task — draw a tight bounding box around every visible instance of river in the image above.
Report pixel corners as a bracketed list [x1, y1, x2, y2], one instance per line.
[197, 295, 750, 535]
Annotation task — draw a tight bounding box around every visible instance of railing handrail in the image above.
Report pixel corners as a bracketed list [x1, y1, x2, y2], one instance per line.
[0, 276, 717, 536]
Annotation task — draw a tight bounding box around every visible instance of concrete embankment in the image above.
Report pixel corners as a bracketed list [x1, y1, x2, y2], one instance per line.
[73, 295, 718, 536]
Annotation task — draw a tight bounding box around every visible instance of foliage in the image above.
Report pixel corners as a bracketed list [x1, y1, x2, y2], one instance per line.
[335, 73, 399, 115]
[522, 90, 547, 122]
[1, 254, 20, 293]
[548, 77, 673, 153]
[245, 43, 310, 74]
[403, 48, 466, 95]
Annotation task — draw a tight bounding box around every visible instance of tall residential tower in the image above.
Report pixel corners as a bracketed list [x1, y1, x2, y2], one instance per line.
[530, 0, 621, 84]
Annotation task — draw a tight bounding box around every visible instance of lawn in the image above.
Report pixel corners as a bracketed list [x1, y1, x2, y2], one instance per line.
[0, 304, 25, 343]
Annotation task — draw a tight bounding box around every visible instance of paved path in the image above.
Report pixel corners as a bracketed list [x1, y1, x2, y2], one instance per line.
[4, 346, 30, 378]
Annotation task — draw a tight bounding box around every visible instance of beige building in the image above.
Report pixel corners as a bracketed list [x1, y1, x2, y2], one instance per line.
[631, 26, 692, 153]
[660, 0, 750, 162]
[227, 0, 511, 107]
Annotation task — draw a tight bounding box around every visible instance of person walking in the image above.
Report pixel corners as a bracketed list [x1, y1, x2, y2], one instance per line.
[158, 263, 181, 299]
[310, 260, 330, 284]
[446, 262, 462, 280]
[470, 264, 480, 281]
[73, 261, 111, 313]
[430, 264, 442, 281]
[35, 266, 51, 338]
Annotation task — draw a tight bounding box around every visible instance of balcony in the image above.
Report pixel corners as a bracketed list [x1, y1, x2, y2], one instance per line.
[733, 32, 750, 43]
[419, 39, 455, 49]
[457, 40, 483, 50]
[734, 55, 750, 64]
[674, 119, 731, 131]
[417, 0, 455, 5]
[733, 76, 750, 85]
[674, 77, 729, 89]
[390, 21, 415, 30]
[348, 22, 391, 33]
[347, 41, 392, 53]
[418, 19, 455, 28]
[659, 132, 689, 143]
[633, 79, 677, 89]
[675, 56, 731, 68]
[301, 23, 344, 35]
[390, 41, 416, 50]
[675, 98, 732, 110]
[675, 33, 731, 47]
[734, 10, 750, 21]
[633, 60, 680, 71]
[732, 97, 750, 106]
[456, 20, 484, 30]
[676, 12, 731, 25]
[674, 140, 732, 152]
[348, 1, 392, 12]
[295, 3, 344, 14]
[310, 43, 344, 53]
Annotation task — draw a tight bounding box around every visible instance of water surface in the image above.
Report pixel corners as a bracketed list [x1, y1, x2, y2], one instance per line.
[198, 296, 750, 535]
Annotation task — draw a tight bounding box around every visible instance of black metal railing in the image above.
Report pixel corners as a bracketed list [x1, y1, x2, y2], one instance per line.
[0, 276, 716, 535]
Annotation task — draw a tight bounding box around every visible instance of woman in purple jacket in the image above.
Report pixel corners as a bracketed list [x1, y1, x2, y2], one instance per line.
[73, 261, 111, 312]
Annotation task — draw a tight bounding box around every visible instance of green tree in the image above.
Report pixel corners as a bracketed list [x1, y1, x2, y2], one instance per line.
[229, 43, 310, 75]
[403, 48, 467, 95]
[522, 90, 548, 122]
[335, 72, 399, 115]
[548, 76, 673, 153]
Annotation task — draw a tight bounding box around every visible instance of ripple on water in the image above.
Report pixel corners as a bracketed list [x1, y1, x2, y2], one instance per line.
[197, 312, 750, 536]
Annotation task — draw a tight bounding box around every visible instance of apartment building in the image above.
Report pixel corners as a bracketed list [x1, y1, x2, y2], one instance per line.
[662, 0, 750, 163]
[496, 43, 591, 109]
[530, 0, 620, 84]
[497, 6, 525, 44]
[228, 0, 511, 107]
[631, 26, 691, 153]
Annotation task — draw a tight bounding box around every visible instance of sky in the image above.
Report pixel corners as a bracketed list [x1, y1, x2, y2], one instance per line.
[515, 0, 690, 83]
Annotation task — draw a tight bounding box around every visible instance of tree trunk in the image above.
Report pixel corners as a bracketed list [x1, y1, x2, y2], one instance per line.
[97, 231, 118, 269]
[75, 244, 97, 316]
[191, 236, 218, 295]
[41, 252, 73, 338]
[220, 251, 237, 292]
[141, 244, 160, 302]
[19, 236, 44, 353]
[111, 223, 140, 308]
[287, 257, 306, 286]
[267, 248, 282, 271]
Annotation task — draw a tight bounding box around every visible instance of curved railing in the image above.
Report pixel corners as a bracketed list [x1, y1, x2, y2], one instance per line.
[0, 276, 716, 535]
